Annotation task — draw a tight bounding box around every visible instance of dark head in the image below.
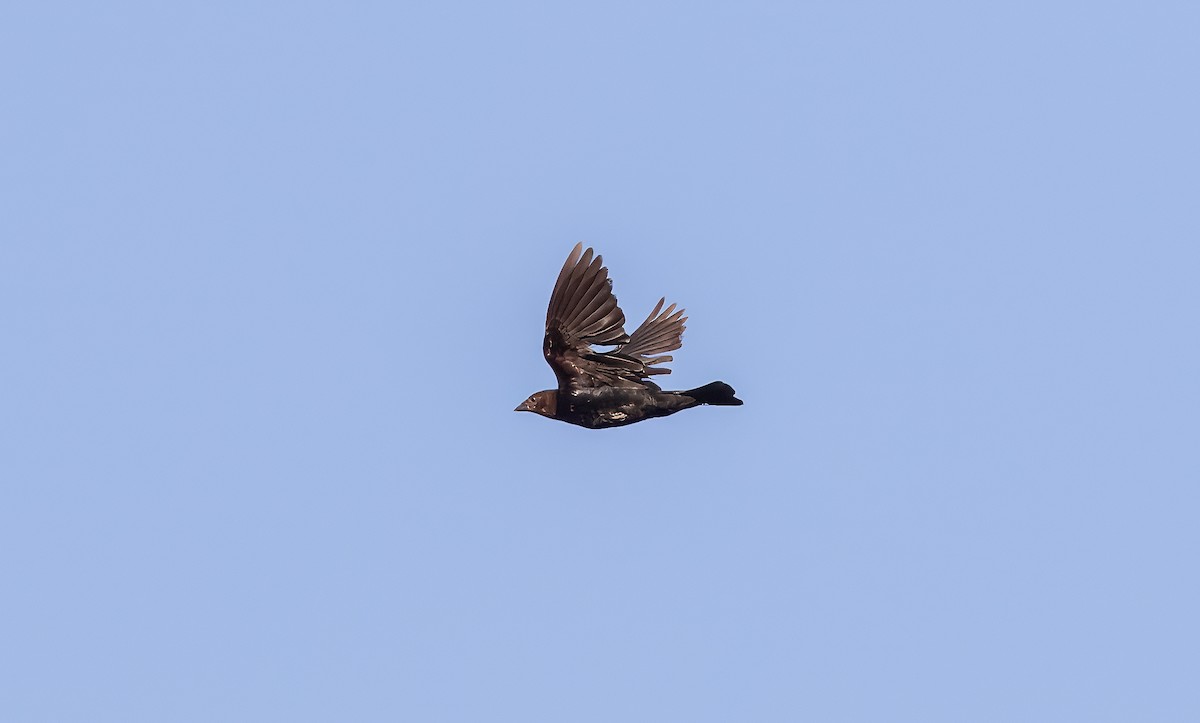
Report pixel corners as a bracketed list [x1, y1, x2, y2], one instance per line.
[514, 390, 557, 418]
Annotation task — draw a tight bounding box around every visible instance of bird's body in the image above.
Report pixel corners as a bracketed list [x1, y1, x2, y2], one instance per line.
[516, 243, 741, 428]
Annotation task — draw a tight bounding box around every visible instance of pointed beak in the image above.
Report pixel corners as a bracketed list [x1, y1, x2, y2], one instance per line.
[514, 402, 529, 412]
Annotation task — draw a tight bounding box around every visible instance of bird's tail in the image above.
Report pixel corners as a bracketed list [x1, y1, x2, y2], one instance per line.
[683, 381, 743, 406]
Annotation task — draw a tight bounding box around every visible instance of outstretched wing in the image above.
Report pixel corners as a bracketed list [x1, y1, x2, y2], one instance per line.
[616, 297, 687, 377]
[544, 243, 654, 389]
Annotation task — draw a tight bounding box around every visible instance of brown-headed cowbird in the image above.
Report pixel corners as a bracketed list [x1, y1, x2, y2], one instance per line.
[516, 243, 742, 428]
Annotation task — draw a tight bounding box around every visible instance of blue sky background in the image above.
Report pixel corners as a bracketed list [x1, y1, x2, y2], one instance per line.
[3, 2, 1198, 721]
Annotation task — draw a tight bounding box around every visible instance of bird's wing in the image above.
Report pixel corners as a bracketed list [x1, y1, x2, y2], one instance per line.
[544, 243, 658, 389]
[616, 298, 687, 377]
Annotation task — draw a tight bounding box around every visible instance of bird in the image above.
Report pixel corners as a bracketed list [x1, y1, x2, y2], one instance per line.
[516, 242, 742, 428]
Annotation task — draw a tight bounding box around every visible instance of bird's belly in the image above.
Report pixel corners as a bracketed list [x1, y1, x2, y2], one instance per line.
[561, 388, 658, 428]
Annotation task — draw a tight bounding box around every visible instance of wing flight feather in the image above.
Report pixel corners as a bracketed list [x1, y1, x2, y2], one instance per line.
[543, 244, 688, 388]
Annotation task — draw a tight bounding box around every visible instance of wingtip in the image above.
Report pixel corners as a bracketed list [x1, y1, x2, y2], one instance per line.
[565, 242, 585, 269]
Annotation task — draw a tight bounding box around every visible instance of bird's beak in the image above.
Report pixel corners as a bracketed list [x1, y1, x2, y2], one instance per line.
[514, 402, 529, 412]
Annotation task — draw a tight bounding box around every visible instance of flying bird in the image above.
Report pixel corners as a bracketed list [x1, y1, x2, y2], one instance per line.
[516, 243, 742, 428]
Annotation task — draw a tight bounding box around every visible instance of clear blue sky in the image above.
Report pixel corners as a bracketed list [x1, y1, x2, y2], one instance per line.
[3, 2, 1198, 721]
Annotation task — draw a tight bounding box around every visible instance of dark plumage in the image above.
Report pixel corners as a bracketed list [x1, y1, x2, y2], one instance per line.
[516, 243, 742, 428]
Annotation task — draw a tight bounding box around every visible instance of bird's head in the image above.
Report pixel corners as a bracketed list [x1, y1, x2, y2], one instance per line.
[515, 390, 557, 418]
